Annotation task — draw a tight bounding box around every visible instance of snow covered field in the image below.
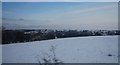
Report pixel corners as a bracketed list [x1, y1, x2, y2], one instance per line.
[0, 45, 2, 64]
[2, 36, 118, 63]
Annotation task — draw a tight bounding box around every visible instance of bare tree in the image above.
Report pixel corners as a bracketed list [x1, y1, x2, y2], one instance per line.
[36, 45, 63, 65]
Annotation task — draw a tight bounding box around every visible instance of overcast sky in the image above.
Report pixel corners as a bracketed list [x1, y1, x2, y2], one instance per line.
[3, 2, 118, 30]
[0, 2, 1, 27]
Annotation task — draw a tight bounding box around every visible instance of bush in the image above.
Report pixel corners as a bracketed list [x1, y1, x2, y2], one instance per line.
[36, 45, 63, 65]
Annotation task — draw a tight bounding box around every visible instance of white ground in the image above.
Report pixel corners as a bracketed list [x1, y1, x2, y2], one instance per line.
[2, 36, 118, 63]
[0, 45, 2, 64]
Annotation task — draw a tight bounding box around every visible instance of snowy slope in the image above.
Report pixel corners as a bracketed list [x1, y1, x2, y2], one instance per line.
[2, 36, 118, 63]
[0, 45, 2, 64]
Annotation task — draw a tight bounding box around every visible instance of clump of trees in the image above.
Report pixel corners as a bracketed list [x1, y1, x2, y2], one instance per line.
[2, 28, 120, 44]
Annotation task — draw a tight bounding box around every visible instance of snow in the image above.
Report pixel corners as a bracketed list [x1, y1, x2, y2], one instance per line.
[2, 36, 118, 63]
[0, 45, 2, 64]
